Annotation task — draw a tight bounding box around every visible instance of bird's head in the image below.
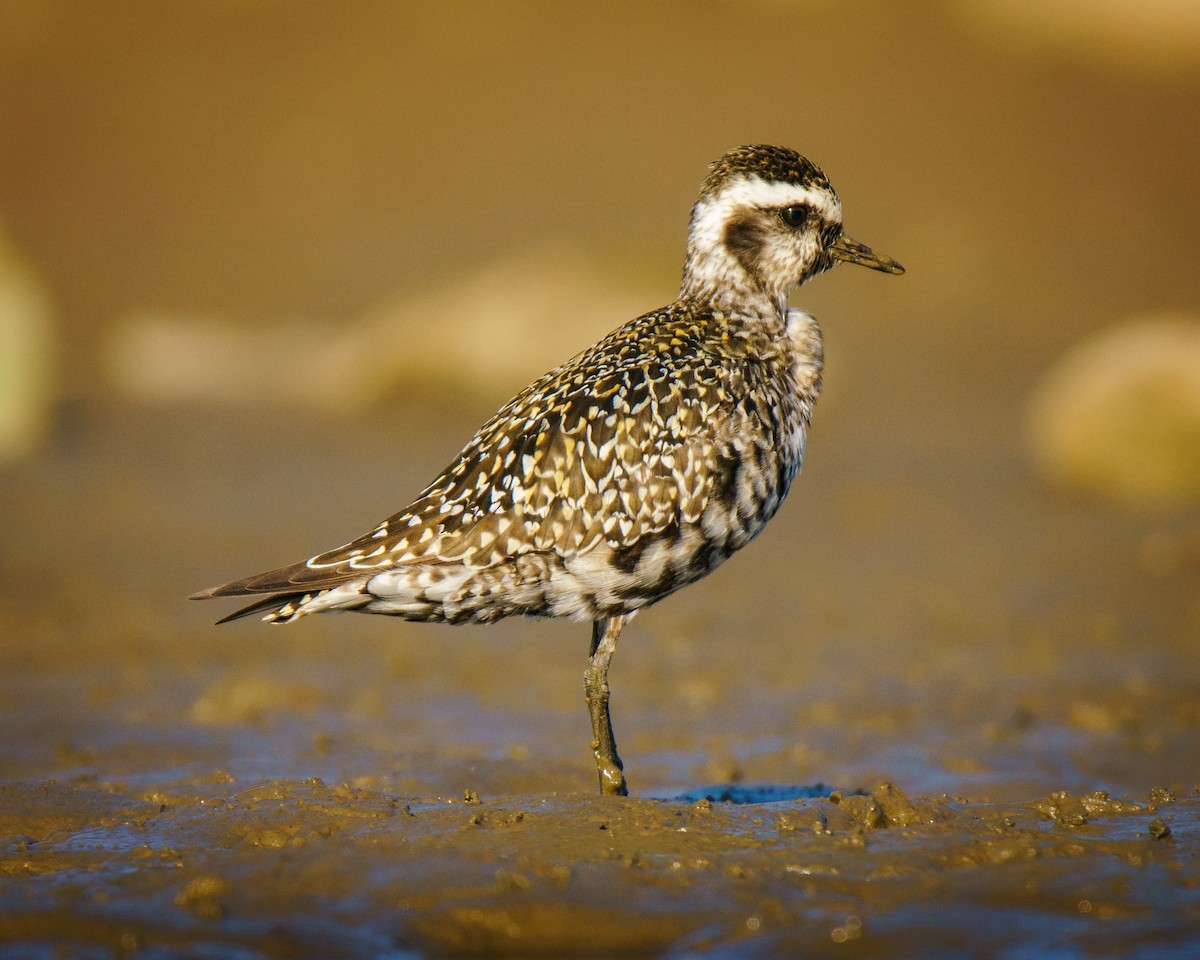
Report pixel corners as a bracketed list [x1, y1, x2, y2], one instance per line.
[681, 144, 904, 313]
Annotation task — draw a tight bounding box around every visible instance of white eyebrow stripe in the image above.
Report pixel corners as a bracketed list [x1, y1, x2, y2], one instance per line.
[687, 177, 842, 256]
[706, 177, 841, 222]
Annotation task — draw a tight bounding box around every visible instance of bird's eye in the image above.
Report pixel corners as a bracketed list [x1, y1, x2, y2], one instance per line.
[779, 205, 809, 228]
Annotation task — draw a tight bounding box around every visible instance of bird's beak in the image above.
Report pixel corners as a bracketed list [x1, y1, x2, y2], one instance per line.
[829, 235, 905, 275]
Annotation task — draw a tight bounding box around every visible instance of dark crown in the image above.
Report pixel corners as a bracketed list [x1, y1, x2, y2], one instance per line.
[698, 145, 833, 200]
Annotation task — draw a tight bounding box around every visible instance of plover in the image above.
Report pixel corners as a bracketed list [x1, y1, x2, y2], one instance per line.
[193, 144, 905, 796]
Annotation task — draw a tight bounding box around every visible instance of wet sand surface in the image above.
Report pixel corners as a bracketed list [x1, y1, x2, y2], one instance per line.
[2, 395, 1198, 957]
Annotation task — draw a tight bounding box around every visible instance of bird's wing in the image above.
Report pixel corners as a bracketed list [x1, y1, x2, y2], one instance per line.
[193, 315, 733, 600]
[452, 346, 730, 559]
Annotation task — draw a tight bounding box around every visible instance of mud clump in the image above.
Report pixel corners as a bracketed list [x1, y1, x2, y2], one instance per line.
[174, 875, 229, 920]
[826, 782, 933, 831]
[1031, 790, 1146, 828]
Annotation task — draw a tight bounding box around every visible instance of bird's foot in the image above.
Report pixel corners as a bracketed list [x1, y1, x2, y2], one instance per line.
[596, 755, 628, 797]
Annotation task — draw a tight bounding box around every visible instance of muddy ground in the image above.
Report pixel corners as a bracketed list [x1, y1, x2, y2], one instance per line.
[1, 393, 1198, 958]
[3, 2, 1200, 957]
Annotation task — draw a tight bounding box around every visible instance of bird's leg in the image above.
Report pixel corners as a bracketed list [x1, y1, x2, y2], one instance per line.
[585, 615, 629, 797]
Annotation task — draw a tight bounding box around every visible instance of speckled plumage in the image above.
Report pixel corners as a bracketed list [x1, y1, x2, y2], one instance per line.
[194, 144, 904, 795]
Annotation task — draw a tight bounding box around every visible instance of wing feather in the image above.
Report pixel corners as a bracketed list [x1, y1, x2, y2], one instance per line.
[193, 307, 733, 602]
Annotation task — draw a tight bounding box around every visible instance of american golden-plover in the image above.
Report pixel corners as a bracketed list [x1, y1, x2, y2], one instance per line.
[193, 145, 905, 796]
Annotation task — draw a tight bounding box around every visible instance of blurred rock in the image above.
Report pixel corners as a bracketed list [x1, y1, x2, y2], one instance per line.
[0, 224, 55, 463]
[105, 248, 653, 413]
[338, 246, 653, 411]
[106, 312, 335, 406]
[1028, 314, 1200, 505]
[190, 676, 324, 725]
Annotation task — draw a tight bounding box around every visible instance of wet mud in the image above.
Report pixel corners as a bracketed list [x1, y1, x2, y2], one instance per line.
[2, 777, 1196, 958]
[2, 405, 1198, 957]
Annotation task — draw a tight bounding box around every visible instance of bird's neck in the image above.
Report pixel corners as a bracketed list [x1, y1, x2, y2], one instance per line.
[679, 244, 788, 325]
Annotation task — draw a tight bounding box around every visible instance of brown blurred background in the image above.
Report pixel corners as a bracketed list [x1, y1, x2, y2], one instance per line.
[1, 0, 1197, 405]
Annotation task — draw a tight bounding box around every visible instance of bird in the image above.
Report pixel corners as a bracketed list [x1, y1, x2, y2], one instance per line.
[192, 144, 905, 797]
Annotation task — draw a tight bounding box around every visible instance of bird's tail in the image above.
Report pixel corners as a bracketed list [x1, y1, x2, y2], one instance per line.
[207, 592, 311, 624]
